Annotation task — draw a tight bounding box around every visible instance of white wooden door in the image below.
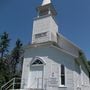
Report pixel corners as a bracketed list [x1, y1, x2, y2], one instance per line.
[30, 66, 43, 89]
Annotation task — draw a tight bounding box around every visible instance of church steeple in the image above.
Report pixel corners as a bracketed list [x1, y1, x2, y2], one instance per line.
[32, 0, 58, 44]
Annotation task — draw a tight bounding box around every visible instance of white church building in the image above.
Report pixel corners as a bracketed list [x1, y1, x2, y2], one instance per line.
[21, 0, 90, 90]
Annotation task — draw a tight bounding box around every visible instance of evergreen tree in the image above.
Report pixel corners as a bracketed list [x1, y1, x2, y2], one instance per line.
[0, 32, 10, 87]
[11, 39, 23, 76]
[0, 32, 10, 59]
[0, 32, 23, 87]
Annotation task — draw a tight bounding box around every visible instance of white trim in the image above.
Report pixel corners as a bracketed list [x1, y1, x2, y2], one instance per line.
[80, 66, 84, 85]
[31, 64, 44, 67]
[58, 85, 67, 88]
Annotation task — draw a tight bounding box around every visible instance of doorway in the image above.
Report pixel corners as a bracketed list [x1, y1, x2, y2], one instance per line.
[29, 58, 45, 89]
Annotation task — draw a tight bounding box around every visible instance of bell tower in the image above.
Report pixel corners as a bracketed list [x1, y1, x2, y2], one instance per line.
[32, 0, 58, 44]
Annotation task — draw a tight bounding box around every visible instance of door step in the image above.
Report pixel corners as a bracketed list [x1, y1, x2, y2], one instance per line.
[10, 89, 43, 90]
[30, 88, 43, 90]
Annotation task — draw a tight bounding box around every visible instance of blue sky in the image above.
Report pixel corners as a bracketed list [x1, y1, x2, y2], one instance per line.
[0, 0, 90, 60]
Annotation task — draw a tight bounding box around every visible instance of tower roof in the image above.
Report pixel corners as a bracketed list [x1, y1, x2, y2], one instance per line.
[42, 0, 51, 6]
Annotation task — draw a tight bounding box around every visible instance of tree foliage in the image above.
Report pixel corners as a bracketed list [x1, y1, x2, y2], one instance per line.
[11, 39, 23, 76]
[0, 32, 10, 59]
[0, 32, 23, 87]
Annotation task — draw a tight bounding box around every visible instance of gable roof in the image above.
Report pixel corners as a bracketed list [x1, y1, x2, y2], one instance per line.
[23, 29, 90, 72]
[57, 33, 90, 72]
[57, 33, 82, 57]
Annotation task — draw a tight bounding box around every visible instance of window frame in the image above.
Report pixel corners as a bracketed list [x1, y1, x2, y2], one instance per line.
[35, 32, 47, 38]
[61, 65, 65, 85]
[59, 64, 66, 87]
[32, 59, 43, 65]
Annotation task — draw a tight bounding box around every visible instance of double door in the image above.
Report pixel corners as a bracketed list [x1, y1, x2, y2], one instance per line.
[30, 66, 44, 89]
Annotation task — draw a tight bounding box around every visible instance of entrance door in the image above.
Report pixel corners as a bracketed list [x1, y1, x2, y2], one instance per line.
[30, 66, 44, 89]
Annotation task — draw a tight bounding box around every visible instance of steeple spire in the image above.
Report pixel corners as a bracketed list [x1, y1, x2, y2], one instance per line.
[42, 0, 51, 6]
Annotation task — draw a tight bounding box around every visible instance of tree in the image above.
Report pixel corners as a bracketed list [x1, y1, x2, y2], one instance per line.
[11, 39, 23, 76]
[0, 56, 12, 88]
[0, 33, 23, 87]
[0, 32, 10, 87]
[0, 32, 10, 59]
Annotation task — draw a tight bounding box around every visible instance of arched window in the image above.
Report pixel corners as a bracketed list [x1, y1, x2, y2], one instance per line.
[31, 56, 46, 66]
[32, 59, 43, 65]
[61, 64, 65, 85]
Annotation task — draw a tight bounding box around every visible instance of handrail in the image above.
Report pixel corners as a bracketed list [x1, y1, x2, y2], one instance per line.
[6, 83, 13, 90]
[1, 78, 15, 89]
[1, 78, 21, 90]
[1, 77, 48, 90]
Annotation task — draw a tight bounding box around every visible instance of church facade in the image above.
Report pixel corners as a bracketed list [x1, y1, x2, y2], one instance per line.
[21, 0, 90, 90]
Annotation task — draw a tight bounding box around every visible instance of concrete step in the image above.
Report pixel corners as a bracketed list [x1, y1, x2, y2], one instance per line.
[4, 87, 44, 90]
[30, 89, 43, 90]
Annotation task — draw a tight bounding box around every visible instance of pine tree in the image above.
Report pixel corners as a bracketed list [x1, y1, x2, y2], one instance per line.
[11, 39, 23, 76]
[0, 32, 10, 59]
[0, 32, 10, 87]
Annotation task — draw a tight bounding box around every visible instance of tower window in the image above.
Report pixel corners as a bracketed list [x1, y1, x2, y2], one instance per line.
[35, 32, 47, 38]
[39, 9, 49, 16]
[61, 65, 65, 85]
